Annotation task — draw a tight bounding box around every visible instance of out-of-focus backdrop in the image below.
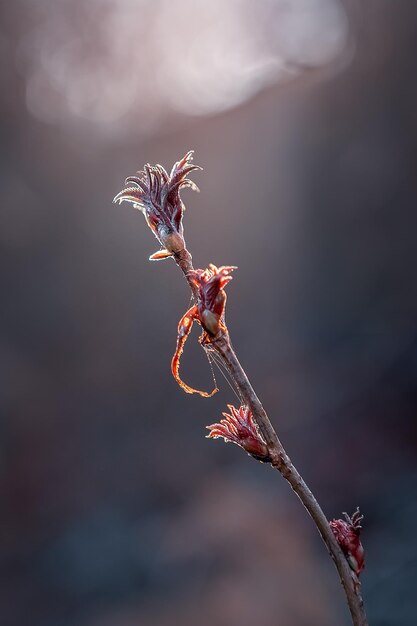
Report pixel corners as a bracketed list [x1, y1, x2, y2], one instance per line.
[1, 1, 417, 624]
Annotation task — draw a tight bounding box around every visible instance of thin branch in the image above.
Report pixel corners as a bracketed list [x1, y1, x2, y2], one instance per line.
[115, 152, 368, 625]
[173, 250, 368, 626]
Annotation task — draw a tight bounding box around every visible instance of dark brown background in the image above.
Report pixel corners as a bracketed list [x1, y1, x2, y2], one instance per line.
[1, 1, 417, 624]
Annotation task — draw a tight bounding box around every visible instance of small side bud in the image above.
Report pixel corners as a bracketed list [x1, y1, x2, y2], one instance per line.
[206, 404, 270, 462]
[188, 264, 236, 336]
[330, 507, 365, 577]
[149, 249, 173, 261]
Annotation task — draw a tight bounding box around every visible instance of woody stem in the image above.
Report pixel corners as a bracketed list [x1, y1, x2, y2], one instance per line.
[214, 333, 368, 626]
[174, 246, 368, 626]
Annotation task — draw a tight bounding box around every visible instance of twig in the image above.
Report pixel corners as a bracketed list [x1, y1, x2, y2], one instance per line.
[174, 251, 368, 626]
[114, 152, 369, 626]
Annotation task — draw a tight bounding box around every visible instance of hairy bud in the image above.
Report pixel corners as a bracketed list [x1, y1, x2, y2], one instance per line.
[206, 404, 270, 462]
[189, 264, 236, 336]
[330, 508, 365, 576]
[113, 151, 201, 260]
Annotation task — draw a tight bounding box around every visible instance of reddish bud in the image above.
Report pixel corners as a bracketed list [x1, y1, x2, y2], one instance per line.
[330, 508, 365, 576]
[170, 265, 235, 395]
[206, 404, 270, 462]
[188, 264, 236, 335]
[113, 151, 201, 259]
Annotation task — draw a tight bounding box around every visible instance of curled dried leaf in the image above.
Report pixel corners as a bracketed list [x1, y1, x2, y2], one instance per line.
[171, 305, 218, 398]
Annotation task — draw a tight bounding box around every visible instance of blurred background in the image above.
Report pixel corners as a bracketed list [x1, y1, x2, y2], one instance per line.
[1, 0, 417, 624]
